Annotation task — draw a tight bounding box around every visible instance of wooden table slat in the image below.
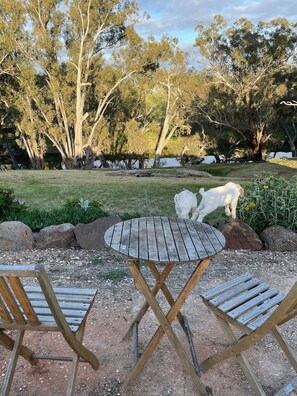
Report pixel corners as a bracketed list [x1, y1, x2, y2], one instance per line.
[192, 222, 218, 257]
[139, 218, 149, 261]
[104, 216, 225, 263]
[129, 218, 140, 258]
[161, 217, 180, 262]
[175, 220, 198, 261]
[168, 218, 189, 262]
[120, 220, 131, 255]
[154, 218, 169, 262]
[146, 219, 159, 261]
[183, 221, 209, 260]
[200, 223, 225, 253]
[108, 222, 123, 252]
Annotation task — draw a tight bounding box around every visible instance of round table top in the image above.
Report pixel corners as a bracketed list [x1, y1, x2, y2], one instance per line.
[104, 216, 225, 263]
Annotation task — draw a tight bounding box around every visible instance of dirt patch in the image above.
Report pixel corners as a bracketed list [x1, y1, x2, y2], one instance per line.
[0, 248, 296, 396]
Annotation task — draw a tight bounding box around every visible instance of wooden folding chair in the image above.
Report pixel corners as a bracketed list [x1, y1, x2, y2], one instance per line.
[200, 273, 297, 396]
[0, 264, 99, 396]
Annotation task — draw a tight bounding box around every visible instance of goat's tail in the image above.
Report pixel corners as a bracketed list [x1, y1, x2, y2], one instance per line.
[199, 188, 205, 196]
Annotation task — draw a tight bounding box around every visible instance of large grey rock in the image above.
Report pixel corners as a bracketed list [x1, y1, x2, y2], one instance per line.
[0, 221, 34, 251]
[260, 226, 297, 251]
[219, 218, 263, 250]
[35, 223, 75, 249]
[74, 216, 121, 250]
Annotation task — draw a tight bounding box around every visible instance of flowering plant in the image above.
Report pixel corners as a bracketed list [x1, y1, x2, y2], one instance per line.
[238, 172, 297, 233]
[79, 198, 90, 211]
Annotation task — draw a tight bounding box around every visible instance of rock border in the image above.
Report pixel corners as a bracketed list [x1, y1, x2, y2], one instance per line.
[0, 217, 297, 252]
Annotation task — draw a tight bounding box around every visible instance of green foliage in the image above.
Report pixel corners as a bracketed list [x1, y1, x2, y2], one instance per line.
[64, 198, 103, 211]
[194, 16, 297, 160]
[99, 269, 130, 282]
[238, 172, 297, 233]
[0, 188, 27, 221]
[13, 198, 109, 231]
[90, 257, 105, 266]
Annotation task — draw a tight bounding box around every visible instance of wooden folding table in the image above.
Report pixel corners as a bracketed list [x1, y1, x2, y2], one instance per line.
[104, 216, 225, 395]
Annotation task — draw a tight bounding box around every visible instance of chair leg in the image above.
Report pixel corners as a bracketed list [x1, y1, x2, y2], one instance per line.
[271, 326, 297, 372]
[66, 321, 86, 396]
[0, 330, 36, 364]
[1, 330, 25, 396]
[213, 316, 266, 396]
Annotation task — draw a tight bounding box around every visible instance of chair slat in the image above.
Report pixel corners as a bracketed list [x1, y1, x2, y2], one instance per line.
[219, 283, 270, 312]
[227, 288, 279, 319]
[8, 277, 40, 325]
[0, 277, 26, 324]
[237, 293, 285, 325]
[201, 273, 252, 300]
[19, 307, 87, 319]
[26, 292, 94, 303]
[29, 300, 90, 310]
[209, 278, 261, 306]
[36, 315, 83, 325]
[25, 286, 97, 296]
[247, 307, 278, 330]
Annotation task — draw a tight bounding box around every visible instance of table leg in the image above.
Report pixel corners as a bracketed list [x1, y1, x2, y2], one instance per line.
[147, 261, 185, 331]
[123, 261, 175, 340]
[123, 259, 210, 395]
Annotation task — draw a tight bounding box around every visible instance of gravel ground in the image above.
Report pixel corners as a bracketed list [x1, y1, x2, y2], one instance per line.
[0, 248, 296, 396]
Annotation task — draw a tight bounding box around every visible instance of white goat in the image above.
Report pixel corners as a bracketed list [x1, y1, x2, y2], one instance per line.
[191, 182, 244, 222]
[174, 189, 197, 219]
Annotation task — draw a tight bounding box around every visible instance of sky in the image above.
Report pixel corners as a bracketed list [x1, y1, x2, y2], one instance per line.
[135, 0, 297, 65]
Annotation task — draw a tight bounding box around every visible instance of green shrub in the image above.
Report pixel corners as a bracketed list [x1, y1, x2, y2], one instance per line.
[238, 172, 297, 233]
[13, 198, 109, 231]
[0, 188, 27, 221]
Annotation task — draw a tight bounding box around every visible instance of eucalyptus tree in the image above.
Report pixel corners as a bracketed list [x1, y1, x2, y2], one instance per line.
[148, 42, 201, 168]
[13, 66, 48, 169]
[0, 0, 173, 168]
[103, 72, 159, 168]
[0, 7, 23, 166]
[194, 16, 297, 160]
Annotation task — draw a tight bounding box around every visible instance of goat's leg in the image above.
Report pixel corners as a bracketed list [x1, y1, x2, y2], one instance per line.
[191, 208, 199, 221]
[230, 201, 238, 218]
[197, 213, 206, 222]
[225, 205, 231, 216]
[196, 208, 209, 222]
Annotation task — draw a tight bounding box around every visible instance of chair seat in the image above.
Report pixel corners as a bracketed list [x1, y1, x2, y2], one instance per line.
[201, 273, 286, 332]
[0, 264, 99, 395]
[0, 286, 97, 332]
[200, 273, 297, 396]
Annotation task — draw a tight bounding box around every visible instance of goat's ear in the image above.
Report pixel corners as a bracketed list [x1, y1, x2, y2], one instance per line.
[240, 188, 244, 194]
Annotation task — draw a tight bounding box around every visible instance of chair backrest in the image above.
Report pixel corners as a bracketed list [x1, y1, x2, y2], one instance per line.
[0, 264, 71, 332]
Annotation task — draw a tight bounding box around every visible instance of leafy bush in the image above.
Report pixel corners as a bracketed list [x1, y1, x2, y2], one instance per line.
[238, 172, 297, 233]
[12, 198, 109, 231]
[0, 188, 27, 221]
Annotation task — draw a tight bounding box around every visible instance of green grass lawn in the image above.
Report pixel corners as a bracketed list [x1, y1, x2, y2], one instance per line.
[0, 158, 296, 225]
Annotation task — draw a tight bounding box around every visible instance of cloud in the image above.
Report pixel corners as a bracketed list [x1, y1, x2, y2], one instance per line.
[136, 0, 297, 45]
